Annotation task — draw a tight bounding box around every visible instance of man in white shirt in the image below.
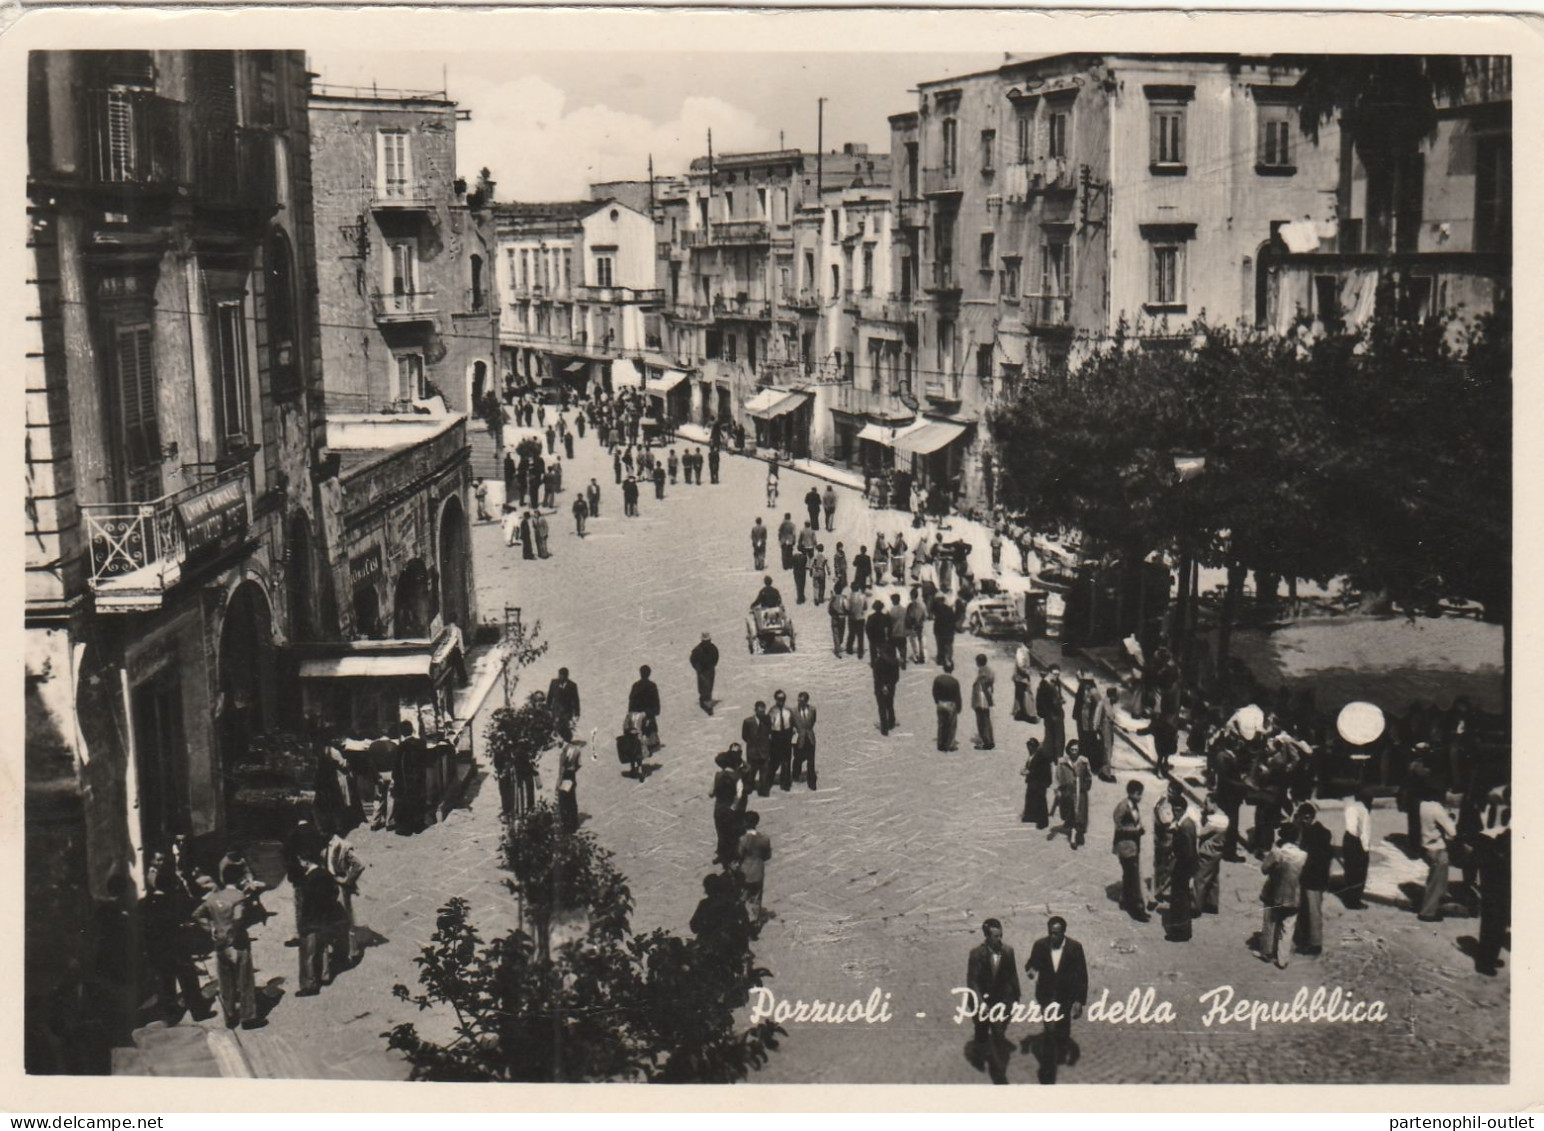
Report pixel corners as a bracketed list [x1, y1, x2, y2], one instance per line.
[767, 690, 795, 792]
[1339, 789, 1372, 910]
[1417, 793, 1458, 921]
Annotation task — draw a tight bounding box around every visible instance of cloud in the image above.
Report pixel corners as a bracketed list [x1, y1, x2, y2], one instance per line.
[453, 75, 776, 200]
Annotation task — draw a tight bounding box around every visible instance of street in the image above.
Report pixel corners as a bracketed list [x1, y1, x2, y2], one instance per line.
[234, 420, 1507, 1085]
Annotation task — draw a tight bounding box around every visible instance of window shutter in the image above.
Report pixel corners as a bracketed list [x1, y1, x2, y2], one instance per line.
[1150, 111, 1160, 165]
[1149, 247, 1159, 302]
[1176, 112, 1186, 164]
[118, 325, 159, 470]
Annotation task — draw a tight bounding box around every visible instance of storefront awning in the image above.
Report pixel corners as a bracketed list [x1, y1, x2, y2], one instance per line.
[647, 369, 689, 394]
[857, 419, 917, 445]
[890, 418, 970, 456]
[744, 388, 811, 419]
[562, 361, 587, 374]
[994, 333, 1027, 367]
[612, 358, 643, 388]
[298, 653, 434, 680]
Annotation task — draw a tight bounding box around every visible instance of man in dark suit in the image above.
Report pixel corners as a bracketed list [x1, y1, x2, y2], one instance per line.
[546, 667, 581, 741]
[689, 633, 720, 715]
[1024, 916, 1089, 1084]
[966, 918, 1022, 1084]
[933, 667, 963, 752]
[804, 486, 822, 531]
[1037, 666, 1067, 759]
[741, 701, 771, 797]
[872, 647, 900, 736]
[627, 665, 661, 747]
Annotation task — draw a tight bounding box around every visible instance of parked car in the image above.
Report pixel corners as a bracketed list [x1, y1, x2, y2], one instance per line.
[965, 593, 1028, 639]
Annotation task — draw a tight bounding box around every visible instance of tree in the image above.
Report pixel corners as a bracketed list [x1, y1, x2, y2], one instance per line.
[385, 805, 783, 1082]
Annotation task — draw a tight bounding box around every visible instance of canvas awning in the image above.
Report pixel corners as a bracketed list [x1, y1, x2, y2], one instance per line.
[298, 653, 434, 680]
[857, 419, 917, 445]
[647, 369, 690, 394]
[562, 361, 587, 374]
[890, 419, 970, 456]
[744, 388, 810, 419]
[612, 357, 644, 388]
[994, 333, 1027, 367]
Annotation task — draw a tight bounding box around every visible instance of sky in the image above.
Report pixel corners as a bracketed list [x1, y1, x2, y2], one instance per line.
[307, 50, 1001, 201]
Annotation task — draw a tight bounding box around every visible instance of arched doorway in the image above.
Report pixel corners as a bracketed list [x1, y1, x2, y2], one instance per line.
[1255, 239, 1280, 329]
[471, 359, 488, 409]
[437, 497, 469, 631]
[285, 511, 314, 643]
[218, 581, 275, 770]
[353, 585, 382, 639]
[393, 559, 433, 639]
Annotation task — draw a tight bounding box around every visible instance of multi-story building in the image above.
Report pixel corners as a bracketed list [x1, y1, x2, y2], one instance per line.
[495, 198, 681, 418]
[663, 143, 886, 455]
[307, 80, 483, 658]
[1266, 56, 1509, 337]
[309, 85, 501, 416]
[893, 53, 1345, 514]
[24, 50, 329, 1070]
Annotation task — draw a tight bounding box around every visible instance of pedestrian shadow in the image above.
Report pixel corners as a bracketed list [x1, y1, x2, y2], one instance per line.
[255, 977, 286, 1022]
[1017, 1029, 1079, 1083]
[447, 770, 488, 812]
[354, 925, 390, 951]
[962, 1035, 1016, 1084]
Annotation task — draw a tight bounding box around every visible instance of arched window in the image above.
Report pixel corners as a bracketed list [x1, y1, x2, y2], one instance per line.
[268, 230, 301, 396]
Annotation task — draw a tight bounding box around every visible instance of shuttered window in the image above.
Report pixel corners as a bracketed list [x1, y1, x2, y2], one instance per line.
[379, 130, 410, 198]
[114, 323, 161, 494]
[1152, 110, 1184, 166]
[213, 301, 251, 449]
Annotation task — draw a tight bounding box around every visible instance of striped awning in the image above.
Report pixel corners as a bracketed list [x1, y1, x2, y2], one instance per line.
[890, 419, 969, 456]
[744, 388, 810, 419]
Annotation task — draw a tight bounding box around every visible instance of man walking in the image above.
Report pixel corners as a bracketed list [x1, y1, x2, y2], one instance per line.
[586, 477, 601, 519]
[690, 632, 719, 716]
[1166, 796, 1197, 941]
[930, 588, 956, 673]
[1021, 738, 1054, 827]
[972, 653, 996, 750]
[1149, 782, 1180, 911]
[742, 702, 771, 798]
[1113, 780, 1149, 921]
[845, 585, 868, 658]
[791, 691, 818, 789]
[1418, 788, 1457, 922]
[572, 493, 589, 537]
[852, 544, 873, 591]
[1294, 802, 1333, 954]
[822, 485, 837, 531]
[804, 486, 822, 531]
[622, 475, 640, 517]
[777, 513, 797, 570]
[711, 748, 745, 866]
[906, 587, 928, 664]
[533, 510, 551, 559]
[1095, 686, 1120, 783]
[832, 542, 848, 596]
[668, 448, 679, 485]
[546, 667, 582, 741]
[736, 811, 772, 930]
[965, 918, 1022, 1085]
[750, 517, 768, 571]
[767, 691, 795, 793]
[792, 538, 810, 605]
[474, 478, 491, 521]
[932, 666, 963, 752]
[652, 462, 666, 500]
[872, 644, 900, 736]
[1338, 788, 1372, 909]
[1256, 823, 1307, 967]
[1024, 916, 1088, 1085]
[810, 543, 829, 605]
[829, 587, 847, 657]
[1052, 741, 1091, 850]
[708, 445, 721, 484]
[1194, 792, 1230, 914]
[1037, 667, 1067, 759]
[627, 665, 661, 750]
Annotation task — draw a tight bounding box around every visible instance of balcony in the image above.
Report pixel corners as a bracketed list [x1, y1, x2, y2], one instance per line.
[711, 219, 772, 245]
[194, 125, 276, 212]
[897, 198, 929, 229]
[785, 289, 822, 311]
[574, 284, 666, 304]
[1023, 294, 1072, 329]
[712, 295, 771, 321]
[370, 290, 438, 324]
[831, 382, 914, 422]
[922, 166, 963, 196]
[924, 376, 963, 405]
[842, 289, 859, 313]
[84, 88, 186, 189]
[83, 465, 252, 612]
[925, 264, 961, 296]
[458, 288, 490, 316]
[666, 303, 713, 324]
[371, 181, 436, 213]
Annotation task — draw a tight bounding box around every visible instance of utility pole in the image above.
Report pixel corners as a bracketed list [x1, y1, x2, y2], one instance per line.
[647, 153, 656, 220]
[706, 129, 715, 246]
[817, 97, 826, 196]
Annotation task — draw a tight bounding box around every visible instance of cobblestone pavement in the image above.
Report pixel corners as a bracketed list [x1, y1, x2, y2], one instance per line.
[231, 424, 1509, 1085]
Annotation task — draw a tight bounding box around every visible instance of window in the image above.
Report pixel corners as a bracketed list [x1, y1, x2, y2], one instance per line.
[213, 300, 251, 451]
[779, 266, 791, 297]
[563, 250, 572, 293]
[267, 233, 300, 396]
[1257, 104, 1294, 171]
[1313, 275, 1344, 333]
[1475, 133, 1511, 253]
[937, 319, 956, 375]
[862, 245, 875, 295]
[396, 352, 426, 400]
[390, 243, 416, 295]
[980, 129, 996, 172]
[595, 255, 614, 288]
[748, 334, 757, 370]
[831, 263, 841, 296]
[1152, 110, 1184, 167]
[506, 250, 518, 295]
[1149, 244, 1185, 307]
[1145, 85, 1193, 172]
[110, 320, 161, 500]
[706, 329, 722, 360]
[378, 130, 411, 198]
[1047, 110, 1068, 160]
[1000, 256, 1021, 299]
[697, 196, 709, 228]
[777, 187, 789, 223]
[1039, 239, 1071, 323]
[724, 190, 734, 219]
[757, 187, 768, 217]
[941, 118, 959, 173]
[520, 250, 530, 289]
[726, 332, 737, 363]
[803, 251, 815, 293]
[1398, 275, 1434, 324]
[979, 231, 995, 271]
[1016, 113, 1033, 164]
[470, 255, 484, 310]
[905, 142, 919, 196]
[830, 209, 840, 243]
[977, 343, 993, 380]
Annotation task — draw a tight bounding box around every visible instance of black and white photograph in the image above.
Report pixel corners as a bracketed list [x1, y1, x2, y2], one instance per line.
[13, 5, 1528, 1101]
